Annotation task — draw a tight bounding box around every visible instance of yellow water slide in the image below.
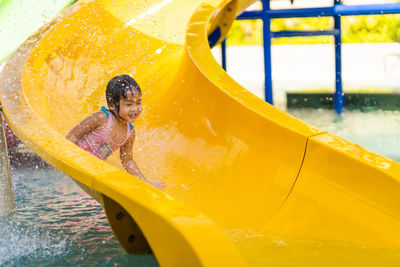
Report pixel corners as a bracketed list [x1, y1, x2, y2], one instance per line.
[2, 0, 400, 266]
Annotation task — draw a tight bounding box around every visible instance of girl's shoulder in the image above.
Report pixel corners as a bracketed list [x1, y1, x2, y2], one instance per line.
[83, 110, 108, 129]
[90, 110, 109, 121]
[100, 106, 110, 118]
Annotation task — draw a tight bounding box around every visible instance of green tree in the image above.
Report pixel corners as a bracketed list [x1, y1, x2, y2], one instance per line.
[226, 15, 400, 45]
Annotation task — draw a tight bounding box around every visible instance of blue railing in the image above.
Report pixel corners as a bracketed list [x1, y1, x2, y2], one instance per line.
[222, 0, 400, 113]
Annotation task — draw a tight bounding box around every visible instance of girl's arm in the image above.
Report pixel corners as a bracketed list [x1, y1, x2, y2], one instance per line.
[120, 131, 165, 189]
[66, 111, 106, 144]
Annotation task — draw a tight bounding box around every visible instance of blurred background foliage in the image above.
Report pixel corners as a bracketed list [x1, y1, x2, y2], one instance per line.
[226, 14, 400, 45]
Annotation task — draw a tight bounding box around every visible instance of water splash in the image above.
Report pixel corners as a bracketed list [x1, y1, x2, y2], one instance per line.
[0, 163, 158, 266]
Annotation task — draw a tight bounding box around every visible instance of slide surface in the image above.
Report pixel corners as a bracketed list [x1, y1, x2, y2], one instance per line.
[2, 0, 400, 266]
[0, 0, 75, 148]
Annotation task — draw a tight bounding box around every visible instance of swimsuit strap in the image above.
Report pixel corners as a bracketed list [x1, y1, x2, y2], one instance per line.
[106, 111, 113, 129]
[101, 106, 134, 145]
[101, 106, 109, 117]
[102, 106, 134, 130]
[101, 106, 113, 130]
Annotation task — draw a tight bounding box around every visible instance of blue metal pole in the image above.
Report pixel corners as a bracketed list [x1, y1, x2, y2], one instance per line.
[221, 39, 227, 71]
[334, 0, 344, 114]
[334, 3, 400, 16]
[235, 1, 400, 112]
[238, 3, 400, 19]
[262, 0, 273, 104]
[272, 29, 340, 38]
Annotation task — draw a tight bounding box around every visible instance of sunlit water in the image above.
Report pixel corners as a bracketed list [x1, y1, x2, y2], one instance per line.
[288, 109, 400, 161]
[2, 109, 400, 266]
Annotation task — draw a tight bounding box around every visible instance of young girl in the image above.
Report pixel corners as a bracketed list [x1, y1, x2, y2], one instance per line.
[66, 74, 165, 189]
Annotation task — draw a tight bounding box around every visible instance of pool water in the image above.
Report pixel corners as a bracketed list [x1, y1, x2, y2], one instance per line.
[1, 108, 400, 266]
[288, 109, 400, 161]
[0, 164, 158, 266]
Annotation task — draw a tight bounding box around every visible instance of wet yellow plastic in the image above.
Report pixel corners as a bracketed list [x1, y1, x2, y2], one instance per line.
[2, 0, 400, 266]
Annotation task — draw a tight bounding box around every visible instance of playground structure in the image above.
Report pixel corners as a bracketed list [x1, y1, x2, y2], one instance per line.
[223, 0, 400, 113]
[2, 0, 400, 266]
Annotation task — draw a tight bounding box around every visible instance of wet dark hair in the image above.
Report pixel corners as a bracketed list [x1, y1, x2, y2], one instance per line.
[106, 74, 141, 117]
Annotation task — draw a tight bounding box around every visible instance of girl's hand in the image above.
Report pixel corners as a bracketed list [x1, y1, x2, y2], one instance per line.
[147, 180, 166, 190]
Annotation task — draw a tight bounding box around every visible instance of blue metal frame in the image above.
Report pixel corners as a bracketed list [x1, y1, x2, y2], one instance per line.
[238, 3, 400, 19]
[334, 0, 343, 113]
[262, 0, 273, 105]
[222, 0, 400, 113]
[221, 39, 227, 71]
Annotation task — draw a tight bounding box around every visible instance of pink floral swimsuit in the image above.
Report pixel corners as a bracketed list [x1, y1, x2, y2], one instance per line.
[77, 106, 134, 160]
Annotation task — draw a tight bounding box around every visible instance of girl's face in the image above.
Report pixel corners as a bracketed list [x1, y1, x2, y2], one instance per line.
[116, 90, 142, 123]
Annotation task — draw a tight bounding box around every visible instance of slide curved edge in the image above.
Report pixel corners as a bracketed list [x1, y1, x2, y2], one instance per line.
[0, 3, 247, 266]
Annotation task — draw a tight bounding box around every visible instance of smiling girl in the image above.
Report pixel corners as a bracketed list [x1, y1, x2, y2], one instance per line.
[66, 74, 165, 189]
